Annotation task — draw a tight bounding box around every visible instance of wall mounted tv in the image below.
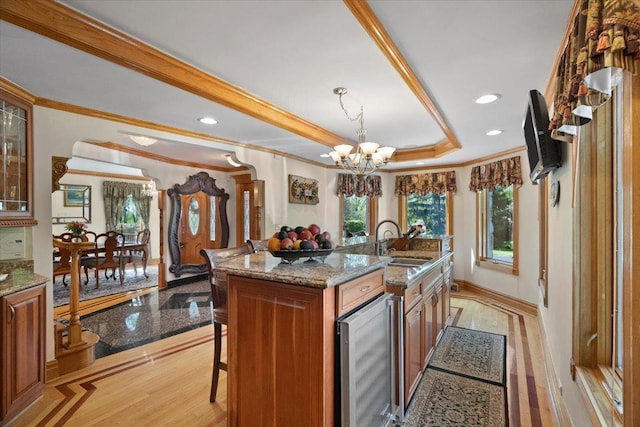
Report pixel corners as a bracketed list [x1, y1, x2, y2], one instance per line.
[523, 89, 562, 182]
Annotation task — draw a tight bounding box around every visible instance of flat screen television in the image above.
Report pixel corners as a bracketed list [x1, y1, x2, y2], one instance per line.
[523, 89, 562, 182]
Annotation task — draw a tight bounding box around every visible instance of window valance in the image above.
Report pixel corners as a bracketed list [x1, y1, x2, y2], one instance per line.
[468, 156, 523, 192]
[551, 0, 640, 134]
[103, 181, 149, 199]
[336, 174, 382, 198]
[394, 171, 457, 196]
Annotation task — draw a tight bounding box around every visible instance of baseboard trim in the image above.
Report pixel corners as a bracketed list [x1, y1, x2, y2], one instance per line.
[46, 359, 60, 382]
[537, 312, 574, 427]
[454, 279, 537, 316]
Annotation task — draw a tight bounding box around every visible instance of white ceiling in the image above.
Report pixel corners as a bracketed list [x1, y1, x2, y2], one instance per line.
[0, 0, 574, 172]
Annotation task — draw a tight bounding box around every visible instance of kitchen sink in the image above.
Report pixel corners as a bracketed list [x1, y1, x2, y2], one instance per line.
[388, 257, 431, 268]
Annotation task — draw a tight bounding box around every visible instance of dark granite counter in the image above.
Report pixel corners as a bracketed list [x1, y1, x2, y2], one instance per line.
[0, 271, 48, 298]
[213, 251, 390, 289]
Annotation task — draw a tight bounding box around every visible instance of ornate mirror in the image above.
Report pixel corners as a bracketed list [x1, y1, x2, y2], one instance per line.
[167, 172, 229, 277]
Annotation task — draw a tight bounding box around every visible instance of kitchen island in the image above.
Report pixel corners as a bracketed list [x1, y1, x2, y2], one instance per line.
[213, 249, 452, 426]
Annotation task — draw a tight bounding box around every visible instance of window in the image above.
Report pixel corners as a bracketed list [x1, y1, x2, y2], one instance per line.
[476, 184, 518, 274]
[341, 195, 377, 237]
[119, 195, 144, 242]
[572, 76, 640, 424]
[406, 192, 448, 235]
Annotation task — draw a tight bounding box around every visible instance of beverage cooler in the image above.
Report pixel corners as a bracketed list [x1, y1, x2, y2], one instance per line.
[336, 292, 404, 427]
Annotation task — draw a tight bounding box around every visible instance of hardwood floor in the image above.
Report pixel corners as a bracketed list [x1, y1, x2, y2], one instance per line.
[9, 290, 557, 426]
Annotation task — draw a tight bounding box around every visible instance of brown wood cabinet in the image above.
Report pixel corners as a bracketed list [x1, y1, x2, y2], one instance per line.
[0, 86, 36, 227]
[1, 284, 46, 422]
[226, 268, 384, 427]
[404, 293, 423, 401]
[388, 253, 453, 407]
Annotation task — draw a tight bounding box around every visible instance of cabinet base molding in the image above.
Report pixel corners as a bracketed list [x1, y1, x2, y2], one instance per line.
[54, 330, 100, 376]
[455, 280, 537, 316]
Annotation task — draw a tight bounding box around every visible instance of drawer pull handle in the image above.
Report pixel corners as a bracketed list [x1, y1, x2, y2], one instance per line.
[359, 286, 371, 293]
[412, 292, 420, 297]
[8, 304, 15, 323]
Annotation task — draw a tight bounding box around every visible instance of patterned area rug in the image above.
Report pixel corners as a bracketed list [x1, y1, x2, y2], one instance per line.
[428, 326, 506, 386]
[53, 266, 158, 307]
[404, 368, 507, 427]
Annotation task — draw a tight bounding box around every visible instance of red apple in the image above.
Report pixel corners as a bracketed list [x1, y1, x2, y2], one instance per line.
[299, 229, 313, 241]
[321, 231, 331, 241]
[308, 223, 321, 236]
[287, 231, 298, 241]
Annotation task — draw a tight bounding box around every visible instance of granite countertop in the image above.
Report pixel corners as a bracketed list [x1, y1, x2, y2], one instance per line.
[385, 251, 453, 288]
[214, 251, 390, 289]
[0, 271, 48, 298]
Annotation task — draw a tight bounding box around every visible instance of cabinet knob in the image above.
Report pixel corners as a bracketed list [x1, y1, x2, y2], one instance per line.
[359, 286, 370, 293]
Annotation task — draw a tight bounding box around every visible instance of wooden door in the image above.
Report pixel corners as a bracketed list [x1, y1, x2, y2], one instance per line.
[422, 287, 435, 369]
[404, 301, 423, 405]
[234, 176, 265, 243]
[1, 285, 45, 421]
[179, 192, 210, 265]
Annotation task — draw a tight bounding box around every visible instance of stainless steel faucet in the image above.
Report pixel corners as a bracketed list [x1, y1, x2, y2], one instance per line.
[375, 220, 402, 256]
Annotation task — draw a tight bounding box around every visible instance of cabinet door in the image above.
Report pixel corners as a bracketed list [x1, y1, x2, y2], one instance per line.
[2, 285, 45, 421]
[443, 275, 451, 324]
[435, 282, 444, 340]
[404, 301, 423, 405]
[422, 288, 435, 369]
[0, 89, 35, 226]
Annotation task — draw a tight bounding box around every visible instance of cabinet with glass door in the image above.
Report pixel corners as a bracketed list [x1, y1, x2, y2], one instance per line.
[0, 87, 35, 226]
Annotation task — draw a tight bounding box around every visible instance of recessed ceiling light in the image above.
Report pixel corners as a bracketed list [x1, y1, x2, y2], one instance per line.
[198, 117, 218, 125]
[475, 94, 501, 104]
[320, 153, 330, 158]
[416, 161, 424, 165]
[486, 129, 503, 136]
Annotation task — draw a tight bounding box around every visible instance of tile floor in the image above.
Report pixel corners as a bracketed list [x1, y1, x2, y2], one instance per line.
[80, 279, 213, 358]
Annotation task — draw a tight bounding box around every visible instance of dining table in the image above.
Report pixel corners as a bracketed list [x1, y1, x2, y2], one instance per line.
[53, 237, 149, 285]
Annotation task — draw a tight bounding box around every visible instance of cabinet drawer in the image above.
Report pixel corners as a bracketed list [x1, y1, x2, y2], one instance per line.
[404, 281, 422, 313]
[421, 268, 443, 293]
[336, 269, 384, 317]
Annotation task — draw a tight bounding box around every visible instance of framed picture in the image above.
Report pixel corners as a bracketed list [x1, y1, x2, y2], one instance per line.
[64, 185, 91, 207]
[288, 175, 319, 205]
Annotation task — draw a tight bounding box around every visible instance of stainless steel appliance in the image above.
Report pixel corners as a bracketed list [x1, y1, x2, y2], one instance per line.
[337, 292, 403, 426]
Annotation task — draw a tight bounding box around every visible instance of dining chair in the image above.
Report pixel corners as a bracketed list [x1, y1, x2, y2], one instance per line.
[52, 234, 74, 286]
[200, 242, 254, 402]
[126, 229, 150, 277]
[81, 231, 125, 288]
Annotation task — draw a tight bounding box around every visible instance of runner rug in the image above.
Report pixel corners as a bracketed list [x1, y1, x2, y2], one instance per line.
[404, 326, 508, 426]
[53, 265, 158, 307]
[404, 368, 507, 427]
[428, 325, 507, 386]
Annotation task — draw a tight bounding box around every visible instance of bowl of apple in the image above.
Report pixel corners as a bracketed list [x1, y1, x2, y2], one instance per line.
[267, 224, 334, 264]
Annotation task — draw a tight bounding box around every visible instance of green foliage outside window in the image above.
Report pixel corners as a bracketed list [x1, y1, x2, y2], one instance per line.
[407, 193, 447, 235]
[343, 196, 367, 233]
[489, 186, 513, 261]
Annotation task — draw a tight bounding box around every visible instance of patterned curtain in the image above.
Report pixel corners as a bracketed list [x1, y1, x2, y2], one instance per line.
[551, 0, 640, 134]
[468, 156, 523, 192]
[394, 171, 457, 196]
[336, 174, 382, 197]
[103, 181, 151, 230]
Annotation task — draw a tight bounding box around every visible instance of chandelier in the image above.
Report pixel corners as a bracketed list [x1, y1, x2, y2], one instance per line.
[141, 181, 156, 197]
[329, 87, 395, 175]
